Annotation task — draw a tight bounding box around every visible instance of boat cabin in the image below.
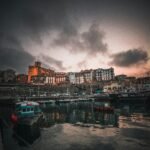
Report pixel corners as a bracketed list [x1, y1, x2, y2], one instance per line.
[15, 101, 41, 118]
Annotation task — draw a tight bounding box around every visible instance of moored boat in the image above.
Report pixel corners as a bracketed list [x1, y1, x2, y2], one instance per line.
[15, 101, 41, 119]
[11, 101, 42, 144]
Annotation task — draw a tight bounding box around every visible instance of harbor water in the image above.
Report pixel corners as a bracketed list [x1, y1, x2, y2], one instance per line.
[0, 98, 150, 150]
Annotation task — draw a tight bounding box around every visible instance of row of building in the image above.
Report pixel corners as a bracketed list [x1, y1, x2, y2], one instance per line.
[28, 62, 114, 85]
[103, 75, 150, 93]
[0, 62, 150, 93]
[0, 62, 114, 85]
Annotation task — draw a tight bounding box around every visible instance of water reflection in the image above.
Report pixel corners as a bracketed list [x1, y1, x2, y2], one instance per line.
[40, 101, 118, 127]
[1, 100, 150, 150]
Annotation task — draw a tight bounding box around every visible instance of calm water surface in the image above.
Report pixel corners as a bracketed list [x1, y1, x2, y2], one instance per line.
[1, 100, 150, 150]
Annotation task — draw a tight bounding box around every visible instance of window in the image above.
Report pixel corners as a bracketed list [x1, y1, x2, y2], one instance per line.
[22, 108, 26, 112]
[34, 106, 38, 111]
[27, 108, 30, 111]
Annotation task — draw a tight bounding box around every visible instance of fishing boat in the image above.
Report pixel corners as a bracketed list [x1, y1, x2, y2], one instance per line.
[15, 101, 41, 118]
[11, 101, 42, 144]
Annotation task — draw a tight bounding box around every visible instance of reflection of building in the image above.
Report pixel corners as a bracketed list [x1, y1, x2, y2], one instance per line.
[16, 74, 28, 83]
[95, 68, 114, 81]
[28, 61, 55, 83]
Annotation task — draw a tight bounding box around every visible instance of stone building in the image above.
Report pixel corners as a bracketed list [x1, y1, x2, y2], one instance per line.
[95, 68, 114, 81]
[28, 61, 55, 83]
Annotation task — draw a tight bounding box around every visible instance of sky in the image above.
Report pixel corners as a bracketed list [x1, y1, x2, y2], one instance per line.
[0, 0, 150, 76]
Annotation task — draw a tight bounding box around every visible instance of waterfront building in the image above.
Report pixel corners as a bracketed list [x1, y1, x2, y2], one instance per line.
[95, 68, 114, 81]
[136, 77, 150, 84]
[55, 72, 67, 85]
[75, 73, 84, 84]
[81, 69, 94, 83]
[0, 69, 16, 83]
[103, 81, 122, 93]
[28, 61, 115, 85]
[45, 76, 56, 85]
[69, 68, 114, 85]
[31, 75, 46, 85]
[68, 72, 76, 84]
[136, 77, 150, 91]
[125, 76, 136, 82]
[16, 74, 28, 84]
[28, 61, 55, 83]
[115, 74, 127, 81]
[30, 75, 56, 85]
[95, 69, 102, 81]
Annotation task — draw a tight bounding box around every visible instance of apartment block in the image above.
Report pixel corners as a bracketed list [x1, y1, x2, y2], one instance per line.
[95, 68, 114, 81]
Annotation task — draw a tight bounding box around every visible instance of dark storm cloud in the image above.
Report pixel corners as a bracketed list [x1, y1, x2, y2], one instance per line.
[53, 23, 107, 56]
[81, 24, 107, 55]
[110, 49, 149, 67]
[0, 47, 34, 73]
[0, 0, 68, 39]
[0, 0, 69, 72]
[1, 0, 150, 43]
[0, 33, 34, 73]
[0, 0, 150, 72]
[39, 54, 66, 71]
[52, 23, 80, 47]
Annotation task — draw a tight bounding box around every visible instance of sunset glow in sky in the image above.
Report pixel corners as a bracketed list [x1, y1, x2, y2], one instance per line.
[0, 0, 150, 76]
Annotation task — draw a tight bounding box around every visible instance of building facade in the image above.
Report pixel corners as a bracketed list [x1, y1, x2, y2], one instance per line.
[28, 61, 55, 83]
[28, 62, 115, 85]
[55, 72, 67, 85]
[16, 74, 28, 84]
[31, 75, 46, 85]
[68, 72, 76, 84]
[95, 68, 114, 81]
[103, 81, 124, 93]
[115, 74, 127, 81]
[81, 69, 94, 83]
[75, 73, 84, 84]
[45, 76, 56, 85]
[0, 69, 16, 83]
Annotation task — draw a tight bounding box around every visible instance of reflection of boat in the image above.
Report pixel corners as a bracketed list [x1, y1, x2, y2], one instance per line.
[93, 100, 117, 126]
[94, 101, 114, 112]
[11, 101, 42, 144]
[94, 106, 114, 112]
